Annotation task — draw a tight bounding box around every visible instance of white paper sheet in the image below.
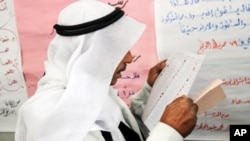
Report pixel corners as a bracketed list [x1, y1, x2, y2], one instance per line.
[154, 0, 250, 140]
[193, 79, 227, 115]
[0, 0, 28, 132]
[142, 51, 205, 130]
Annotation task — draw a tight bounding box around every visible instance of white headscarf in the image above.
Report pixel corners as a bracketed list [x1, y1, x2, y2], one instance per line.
[15, 0, 145, 141]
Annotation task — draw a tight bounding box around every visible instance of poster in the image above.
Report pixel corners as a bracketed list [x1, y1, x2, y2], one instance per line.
[0, 0, 28, 132]
[155, 0, 250, 140]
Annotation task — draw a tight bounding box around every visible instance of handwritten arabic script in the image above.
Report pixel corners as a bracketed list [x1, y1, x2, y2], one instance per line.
[0, 29, 24, 91]
[0, 99, 20, 117]
[0, 0, 28, 132]
[108, 0, 129, 9]
[162, 0, 250, 35]
[155, 0, 250, 140]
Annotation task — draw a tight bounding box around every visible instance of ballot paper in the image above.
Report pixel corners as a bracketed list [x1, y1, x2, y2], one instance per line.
[192, 79, 226, 115]
[142, 51, 205, 130]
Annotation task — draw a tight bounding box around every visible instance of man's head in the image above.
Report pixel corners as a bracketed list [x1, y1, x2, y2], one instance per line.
[36, 1, 146, 139]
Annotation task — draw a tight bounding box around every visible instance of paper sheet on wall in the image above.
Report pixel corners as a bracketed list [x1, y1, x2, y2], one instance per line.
[155, 0, 250, 140]
[0, 0, 28, 131]
[142, 51, 205, 130]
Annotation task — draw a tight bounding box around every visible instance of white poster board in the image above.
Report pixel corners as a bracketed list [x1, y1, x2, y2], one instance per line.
[0, 0, 28, 132]
[155, 0, 250, 140]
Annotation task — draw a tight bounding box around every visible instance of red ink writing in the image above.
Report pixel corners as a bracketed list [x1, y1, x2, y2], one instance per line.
[222, 77, 250, 86]
[204, 111, 229, 119]
[198, 37, 250, 54]
[232, 97, 250, 105]
[196, 122, 228, 131]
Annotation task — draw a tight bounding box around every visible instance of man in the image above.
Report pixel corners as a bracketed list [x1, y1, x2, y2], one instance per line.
[15, 0, 198, 141]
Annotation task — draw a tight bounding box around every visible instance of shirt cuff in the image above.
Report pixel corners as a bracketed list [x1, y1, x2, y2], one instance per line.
[146, 122, 183, 141]
[144, 82, 152, 92]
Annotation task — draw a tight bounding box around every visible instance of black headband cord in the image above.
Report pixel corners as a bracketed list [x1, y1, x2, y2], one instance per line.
[53, 8, 124, 36]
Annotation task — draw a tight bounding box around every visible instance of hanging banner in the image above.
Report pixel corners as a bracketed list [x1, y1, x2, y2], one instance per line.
[0, 0, 28, 132]
[154, 0, 250, 140]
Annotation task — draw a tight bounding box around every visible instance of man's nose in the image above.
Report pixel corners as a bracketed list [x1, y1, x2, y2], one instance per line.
[124, 51, 133, 63]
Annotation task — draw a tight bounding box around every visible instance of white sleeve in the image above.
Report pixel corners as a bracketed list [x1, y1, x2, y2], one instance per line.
[130, 83, 152, 117]
[146, 122, 183, 141]
[83, 131, 105, 141]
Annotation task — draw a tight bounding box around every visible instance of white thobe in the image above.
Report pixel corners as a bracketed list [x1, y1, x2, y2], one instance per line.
[82, 83, 183, 141]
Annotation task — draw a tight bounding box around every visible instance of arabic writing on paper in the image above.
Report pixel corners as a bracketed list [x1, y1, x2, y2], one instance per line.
[0, 99, 20, 117]
[155, 0, 250, 140]
[108, 0, 128, 9]
[161, 0, 250, 35]
[115, 54, 142, 106]
[0, 0, 28, 132]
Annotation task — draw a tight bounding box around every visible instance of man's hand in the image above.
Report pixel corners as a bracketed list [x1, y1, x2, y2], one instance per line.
[160, 95, 198, 138]
[147, 60, 166, 87]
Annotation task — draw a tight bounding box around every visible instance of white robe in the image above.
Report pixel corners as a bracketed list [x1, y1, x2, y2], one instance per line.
[81, 83, 184, 141]
[15, 83, 183, 141]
